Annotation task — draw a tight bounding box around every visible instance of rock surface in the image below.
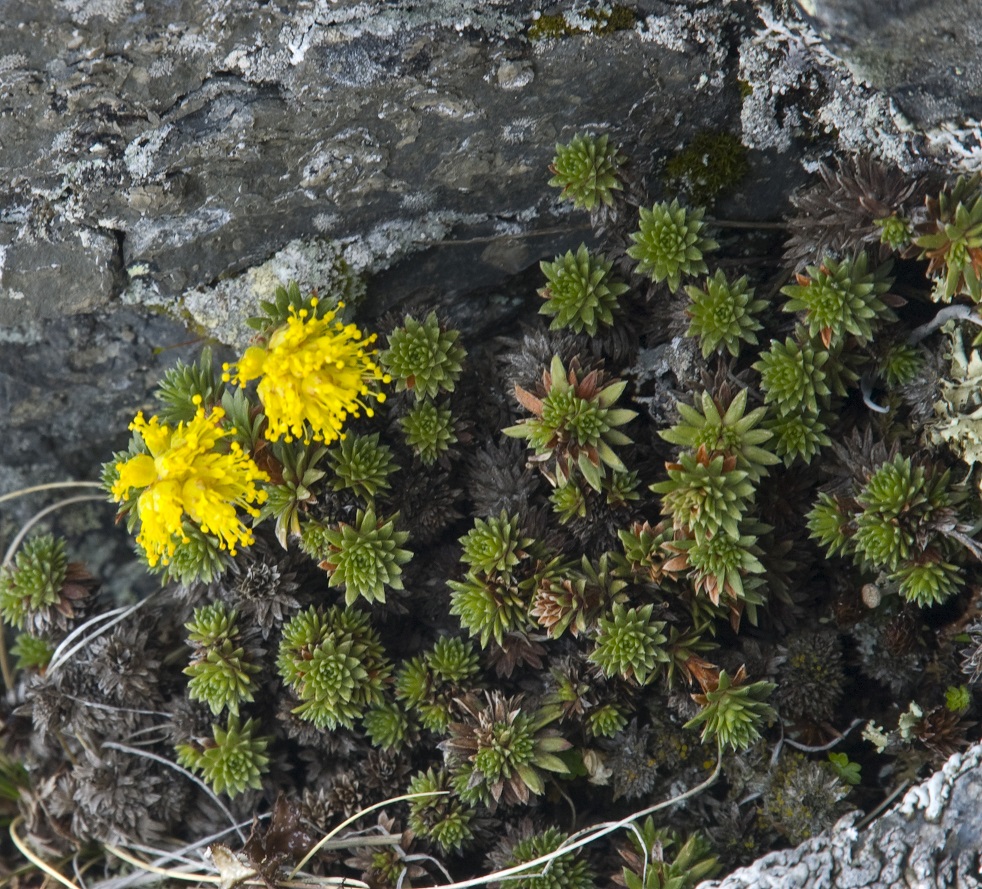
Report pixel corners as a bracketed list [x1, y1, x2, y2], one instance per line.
[698, 741, 982, 888]
[793, 0, 982, 131]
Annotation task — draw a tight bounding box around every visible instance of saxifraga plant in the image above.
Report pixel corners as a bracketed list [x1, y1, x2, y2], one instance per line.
[613, 818, 720, 889]
[659, 388, 779, 483]
[400, 400, 458, 464]
[753, 336, 832, 416]
[589, 602, 669, 686]
[488, 826, 596, 889]
[504, 354, 637, 491]
[396, 635, 482, 732]
[176, 715, 271, 798]
[532, 553, 627, 639]
[448, 570, 537, 649]
[22, 127, 982, 889]
[259, 441, 329, 548]
[154, 345, 224, 424]
[362, 699, 412, 751]
[760, 753, 849, 845]
[766, 412, 832, 467]
[0, 533, 96, 634]
[406, 767, 475, 853]
[627, 199, 718, 292]
[441, 691, 571, 808]
[449, 513, 544, 648]
[913, 174, 982, 302]
[183, 602, 260, 717]
[381, 311, 466, 400]
[650, 446, 755, 542]
[666, 528, 767, 609]
[10, 633, 54, 672]
[685, 270, 767, 359]
[310, 507, 412, 606]
[458, 511, 533, 581]
[539, 244, 629, 335]
[277, 605, 392, 729]
[548, 133, 626, 211]
[684, 666, 776, 753]
[808, 454, 968, 606]
[780, 253, 896, 348]
[328, 431, 398, 501]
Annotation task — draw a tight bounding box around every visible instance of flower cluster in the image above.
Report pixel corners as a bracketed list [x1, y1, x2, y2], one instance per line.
[224, 297, 390, 444]
[108, 404, 268, 574]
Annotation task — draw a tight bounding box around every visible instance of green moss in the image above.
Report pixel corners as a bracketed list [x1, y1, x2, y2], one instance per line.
[528, 13, 572, 40]
[588, 5, 637, 33]
[664, 131, 750, 205]
[528, 6, 636, 41]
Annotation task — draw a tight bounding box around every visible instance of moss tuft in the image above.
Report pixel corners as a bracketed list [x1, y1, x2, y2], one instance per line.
[664, 130, 750, 205]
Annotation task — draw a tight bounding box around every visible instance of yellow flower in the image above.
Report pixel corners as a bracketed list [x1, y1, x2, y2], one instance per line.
[224, 299, 390, 444]
[111, 405, 269, 567]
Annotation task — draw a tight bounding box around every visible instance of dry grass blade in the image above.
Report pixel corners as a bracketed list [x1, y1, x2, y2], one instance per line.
[290, 790, 448, 877]
[0, 481, 105, 506]
[9, 816, 84, 889]
[47, 598, 152, 676]
[2, 495, 108, 566]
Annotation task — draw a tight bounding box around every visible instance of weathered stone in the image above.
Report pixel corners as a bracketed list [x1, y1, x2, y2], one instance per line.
[0, 0, 747, 337]
[0, 222, 120, 327]
[697, 742, 982, 889]
[793, 0, 982, 131]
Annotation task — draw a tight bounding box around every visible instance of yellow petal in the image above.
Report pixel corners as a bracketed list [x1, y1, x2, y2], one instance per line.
[111, 454, 157, 500]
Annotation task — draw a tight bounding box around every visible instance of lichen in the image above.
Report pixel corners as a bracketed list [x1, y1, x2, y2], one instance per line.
[527, 6, 636, 41]
[927, 324, 982, 470]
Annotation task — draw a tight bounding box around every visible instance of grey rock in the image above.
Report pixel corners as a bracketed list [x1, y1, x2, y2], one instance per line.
[793, 0, 982, 131]
[697, 742, 982, 888]
[0, 222, 120, 327]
